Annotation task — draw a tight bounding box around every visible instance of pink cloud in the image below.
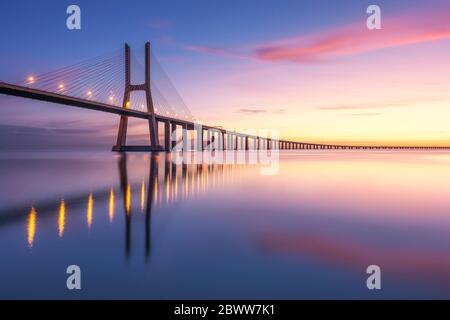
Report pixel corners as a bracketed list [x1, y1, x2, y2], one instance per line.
[255, 8, 450, 62]
[184, 8, 450, 63]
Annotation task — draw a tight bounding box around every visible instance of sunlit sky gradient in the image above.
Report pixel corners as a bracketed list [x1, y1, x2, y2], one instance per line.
[1, 0, 450, 148]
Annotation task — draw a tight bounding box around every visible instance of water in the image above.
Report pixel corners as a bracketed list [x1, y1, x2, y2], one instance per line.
[1, 150, 450, 299]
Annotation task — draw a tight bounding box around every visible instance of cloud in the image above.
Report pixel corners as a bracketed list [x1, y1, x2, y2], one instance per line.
[184, 8, 450, 63]
[319, 97, 447, 111]
[254, 8, 450, 62]
[236, 108, 288, 114]
[237, 108, 267, 114]
[320, 101, 409, 111]
[273, 108, 288, 114]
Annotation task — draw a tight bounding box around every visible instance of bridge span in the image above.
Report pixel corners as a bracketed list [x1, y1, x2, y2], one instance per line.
[1, 42, 449, 152]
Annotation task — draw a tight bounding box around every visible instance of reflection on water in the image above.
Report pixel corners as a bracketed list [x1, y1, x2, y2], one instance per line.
[87, 193, 93, 229]
[58, 200, 65, 238]
[2, 150, 450, 299]
[109, 188, 114, 222]
[27, 207, 36, 248]
[15, 153, 249, 257]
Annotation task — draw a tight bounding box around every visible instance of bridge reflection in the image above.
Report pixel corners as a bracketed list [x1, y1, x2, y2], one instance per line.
[23, 153, 249, 258]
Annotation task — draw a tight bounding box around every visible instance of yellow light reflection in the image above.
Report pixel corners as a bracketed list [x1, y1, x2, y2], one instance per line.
[27, 207, 37, 248]
[126, 184, 131, 215]
[87, 193, 93, 229]
[141, 180, 145, 212]
[58, 199, 66, 238]
[109, 188, 115, 222]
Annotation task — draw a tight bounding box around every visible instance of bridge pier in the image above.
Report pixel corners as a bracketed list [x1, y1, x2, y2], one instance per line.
[219, 132, 225, 150]
[182, 124, 189, 151]
[112, 42, 163, 152]
[171, 122, 177, 150]
[225, 133, 231, 150]
[206, 130, 212, 151]
[164, 121, 171, 151]
[196, 126, 203, 151]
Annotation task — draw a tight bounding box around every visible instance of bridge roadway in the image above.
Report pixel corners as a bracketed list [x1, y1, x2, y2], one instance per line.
[1, 82, 450, 151]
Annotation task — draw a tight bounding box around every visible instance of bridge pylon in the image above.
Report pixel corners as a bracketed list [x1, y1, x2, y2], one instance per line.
[112, 42, 163, 152]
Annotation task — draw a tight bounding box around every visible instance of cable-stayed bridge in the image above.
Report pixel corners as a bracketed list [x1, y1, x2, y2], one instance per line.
[0, 42, 448, 151]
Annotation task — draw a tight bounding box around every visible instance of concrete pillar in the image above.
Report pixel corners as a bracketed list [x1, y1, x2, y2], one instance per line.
[164, 121, 171, 152]
[171, 123, 177, 150]
[207, 129, 212, 151]
[245, 136, 249, 150]
[202, 128, 207, 150]
[182, 124, 188, 152]
[219, 132, 224, 150]
[196, 125, 203, 151]
[226, 133, 233, 150]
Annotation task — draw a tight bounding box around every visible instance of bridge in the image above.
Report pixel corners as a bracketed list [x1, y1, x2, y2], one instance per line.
[0, 42, 448, 151]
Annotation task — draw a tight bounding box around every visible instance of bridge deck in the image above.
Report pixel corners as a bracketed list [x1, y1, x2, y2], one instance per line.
[1, 82, 450, 149]
[0, 82, 246, 134]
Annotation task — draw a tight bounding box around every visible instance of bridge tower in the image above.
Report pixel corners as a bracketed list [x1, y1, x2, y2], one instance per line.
[112, 42, 163, 152]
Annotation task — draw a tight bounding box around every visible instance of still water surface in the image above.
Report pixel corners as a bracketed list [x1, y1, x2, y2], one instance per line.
[1, 150, 450, 299]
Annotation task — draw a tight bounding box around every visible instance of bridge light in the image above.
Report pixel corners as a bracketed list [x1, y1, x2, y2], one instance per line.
[109, 96, 114, 102]
[166, 111, 169, 115]
[155, 107, 158, 112]
[141, 104, 145, 109]
[87, 90, 92, 96]
[125, 101, 130, 108]
[27, 76, 35, 84]
[58, 84, 64, 90]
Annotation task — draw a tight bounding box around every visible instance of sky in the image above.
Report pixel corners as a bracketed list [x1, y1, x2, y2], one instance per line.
[1, 0, 450, 149]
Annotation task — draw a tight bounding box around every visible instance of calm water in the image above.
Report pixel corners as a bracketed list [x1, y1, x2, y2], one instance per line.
[1, 150, 450, 299]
